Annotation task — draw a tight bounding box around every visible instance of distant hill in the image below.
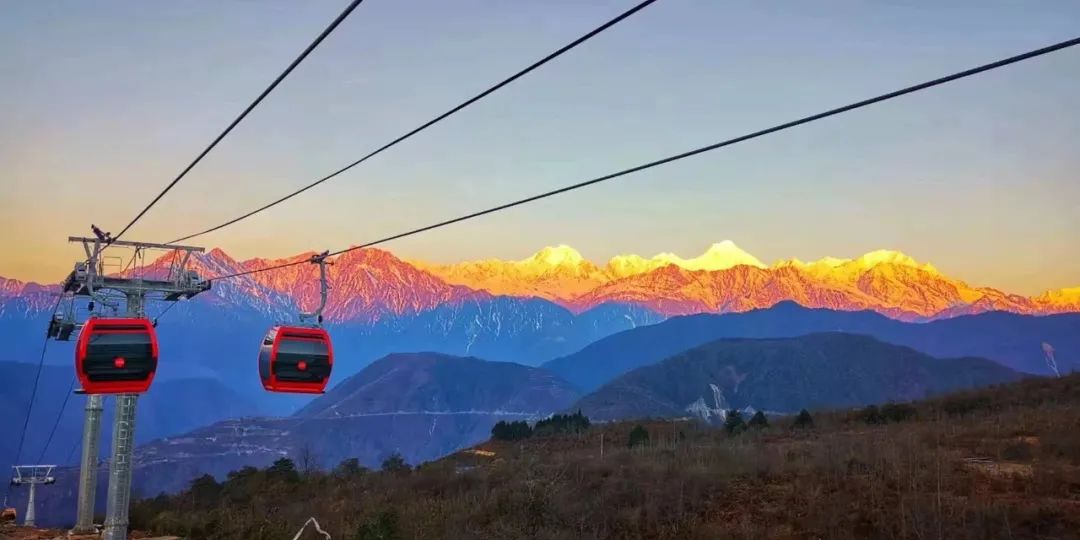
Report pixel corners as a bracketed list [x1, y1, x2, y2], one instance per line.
[138, 354, 575, 493]
[572, 333, 1021, 422]
[0, 361, 260, 486]
[544, 302, 1080, 391]
[297, 352, 579, 419]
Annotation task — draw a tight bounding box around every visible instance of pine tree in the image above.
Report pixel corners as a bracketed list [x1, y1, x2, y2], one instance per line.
[534, 410, 591, 436]
[794, 409, 814, 428]
[380, 453, 410, 474]
[266, 458, 299, 482]
[189, 474, 220, 508]
[748, 410, 769, 429]
[491, 420, 510, 440]
[724, 410, 746, 434]
[491, 420, 533, 441]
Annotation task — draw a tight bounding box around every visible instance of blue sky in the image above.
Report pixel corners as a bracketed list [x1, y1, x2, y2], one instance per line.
[1, 1, 1078, 294]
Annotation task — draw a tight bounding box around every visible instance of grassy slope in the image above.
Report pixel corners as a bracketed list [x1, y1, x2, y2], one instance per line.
[132, 374, 1080, 539]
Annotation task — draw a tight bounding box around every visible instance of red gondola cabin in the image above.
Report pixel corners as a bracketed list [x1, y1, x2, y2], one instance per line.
[258, 326, 333, 393]
[75, 318, 159, 394]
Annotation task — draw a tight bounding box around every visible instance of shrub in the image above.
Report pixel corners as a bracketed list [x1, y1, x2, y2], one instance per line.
[335, 458, 368, 477]
[220, 465, 261, 503]
[941, 395, 995, 416]
[880, 402, 917, 423]
[1001, 441, 1035, 462]
[862, 405, 884, 425]
[353, 509, 400, 540]
[859, 402, 916, 425]
[628, 424, 650, 448]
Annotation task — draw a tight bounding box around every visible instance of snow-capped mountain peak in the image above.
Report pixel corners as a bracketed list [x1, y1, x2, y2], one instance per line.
[775, 250, 937, 275]
[668, 240, 767, 271]
[605, 240, 766, 277]
[4, 242, 1076, 325]
[855, 249, 938, 274]
[524, 245, 586, 268]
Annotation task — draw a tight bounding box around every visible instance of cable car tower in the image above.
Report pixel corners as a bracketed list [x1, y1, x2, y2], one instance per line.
[50, 229, 210, 539]
[8, 465, 56, 527]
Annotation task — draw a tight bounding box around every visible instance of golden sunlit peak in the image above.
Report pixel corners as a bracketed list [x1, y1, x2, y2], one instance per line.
[619, 240, 766, 272]
[677, 241, 767, 271]
[779, 256, 851, 266]
[1037, 286, 1080, 302]
[776, 250, 939, 275]
[605, 254, 664, 278]
[855, 249, 939, 274]
[604, 241, 766, 278]
[816, 256, 852, 268]
[523, 245, 586, 267]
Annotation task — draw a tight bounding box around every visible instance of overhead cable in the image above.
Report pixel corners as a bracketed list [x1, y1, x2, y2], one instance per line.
[110, 0, 367, 244]
[167, 0, 659, 244]
[35, 375, 78, 464]
[208, 36, 1080, 281]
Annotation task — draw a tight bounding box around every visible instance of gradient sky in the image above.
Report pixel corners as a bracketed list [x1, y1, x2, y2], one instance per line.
[2, 1, 1078, 295]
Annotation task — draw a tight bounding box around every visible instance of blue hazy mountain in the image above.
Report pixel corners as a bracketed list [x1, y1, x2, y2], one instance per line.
[544, 302, 1080, 392]
[0, 361, 260, 488]
[572, 333, 1021, 422]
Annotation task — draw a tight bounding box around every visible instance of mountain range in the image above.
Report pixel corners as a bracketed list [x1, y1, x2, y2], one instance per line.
[4, 242, 1078, 327]
[3, 241, 1076, 413]
[418, 241, 1079, 320]
[572, 333, 1021, 422]
[544, 301, 1080, 391]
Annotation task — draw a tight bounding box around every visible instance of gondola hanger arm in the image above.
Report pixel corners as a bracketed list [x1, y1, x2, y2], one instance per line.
[299, 251, 331, 325]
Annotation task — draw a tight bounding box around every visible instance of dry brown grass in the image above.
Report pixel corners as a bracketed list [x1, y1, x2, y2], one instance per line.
[131, 375, 1080, 539]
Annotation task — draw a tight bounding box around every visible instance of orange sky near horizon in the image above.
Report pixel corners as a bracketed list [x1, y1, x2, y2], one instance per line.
[2, 1, 1078, 296]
